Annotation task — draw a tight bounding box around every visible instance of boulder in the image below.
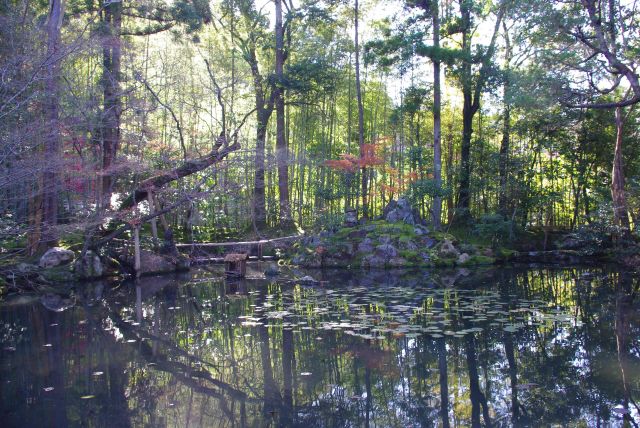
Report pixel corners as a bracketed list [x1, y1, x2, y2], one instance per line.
[423, 237, 437, 248]
[123, 250, 190, 276]
[344, 208, 358, 227]
[382, 197, 422, 225]
[399, 239, 418, 251]
[341, 242, 355, 257]
[357, 238, 375, 254]
[375, 243, 398, 258]
[413, 225, 429, 236]
[378, 235, 393, 245]
[388, 257, 408, 267]
[39, 247, 75, 269]
[73, 251, 103, 279]
[457, 253, 471, 264]
[362, 254, 386, 268]
[438, 240, 459, 259]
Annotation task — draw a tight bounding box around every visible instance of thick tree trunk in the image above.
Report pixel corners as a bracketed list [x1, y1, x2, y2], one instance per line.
[247, 44, 273, 230]
[40, 0, 64, 249]
[355, 0, 368, 219]
[101, 1, 122, 208]
[455, 1, 505, 224]
[456, 4, 474, 221]
[458, 87, 474, 215]
[612, 107, 630, 229]
[275, 0, 293, 228]
[432, 0, 442, 229]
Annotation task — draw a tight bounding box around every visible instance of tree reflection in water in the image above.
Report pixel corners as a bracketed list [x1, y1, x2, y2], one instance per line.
[0, 266, 639, 427]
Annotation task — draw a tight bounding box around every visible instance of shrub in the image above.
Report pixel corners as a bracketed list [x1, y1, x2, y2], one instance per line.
[473, 214, 516, 248]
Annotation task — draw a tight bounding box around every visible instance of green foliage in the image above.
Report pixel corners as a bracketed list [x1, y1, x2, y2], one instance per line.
[473, 214, 516, 248]
[560, 204, 634, 256]
[405, 178, 451, 206]
[0, 213, 26, 253]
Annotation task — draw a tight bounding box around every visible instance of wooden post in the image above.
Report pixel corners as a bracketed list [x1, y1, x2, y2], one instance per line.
[133, 225, 141, 278]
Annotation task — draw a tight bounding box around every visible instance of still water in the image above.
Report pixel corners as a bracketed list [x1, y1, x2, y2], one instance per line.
[1, 265, 639, 427]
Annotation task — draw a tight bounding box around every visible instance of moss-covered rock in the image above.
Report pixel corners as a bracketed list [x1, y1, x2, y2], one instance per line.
[40, 265, 76, 283]
[460, 255, 496, 266]
[290, 216, 504, 269]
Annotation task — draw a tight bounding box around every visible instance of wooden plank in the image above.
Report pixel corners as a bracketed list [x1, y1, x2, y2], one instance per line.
[176, 235, 300, 250]
[191, 255, 277, 265]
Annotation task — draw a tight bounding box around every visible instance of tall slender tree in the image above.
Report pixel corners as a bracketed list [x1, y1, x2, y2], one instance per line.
[453, 0, 506, 222]
[430, 0, 442, 229]
[40, 0, 65, 249]
[275, 0, 294, 228]
[100, 0, 122, 208]
[354, 0, 368, 219]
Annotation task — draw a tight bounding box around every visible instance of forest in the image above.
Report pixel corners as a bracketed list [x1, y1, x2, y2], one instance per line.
[0, 0, 639, 266]
[1, 1, 640, 426]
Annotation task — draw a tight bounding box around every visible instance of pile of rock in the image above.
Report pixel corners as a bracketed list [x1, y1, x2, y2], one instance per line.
[290, 198, 498, 269]
[381, 197, 424, 225]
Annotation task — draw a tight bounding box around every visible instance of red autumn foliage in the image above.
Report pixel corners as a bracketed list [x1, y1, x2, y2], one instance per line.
[324, 145, 384, 172]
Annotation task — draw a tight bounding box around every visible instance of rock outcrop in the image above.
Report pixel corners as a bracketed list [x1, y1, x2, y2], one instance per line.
[39, 247, 75, 268]
[73, 250, 104, 279]
[382, 197, 424, 226]
[118, 250, 190, 276]
[290, 199, 498, 269]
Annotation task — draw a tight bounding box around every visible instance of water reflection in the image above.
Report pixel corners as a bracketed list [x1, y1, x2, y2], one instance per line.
[1, 266, 639, 427]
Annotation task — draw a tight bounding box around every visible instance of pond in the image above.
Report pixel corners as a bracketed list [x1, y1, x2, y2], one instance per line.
[1, 265, 639, 427]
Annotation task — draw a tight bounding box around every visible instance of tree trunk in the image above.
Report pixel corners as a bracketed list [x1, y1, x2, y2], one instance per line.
[40, 0, 64, 249]
[458, 87, 474, 216]
[432, 0, 442, 229]
[498, 24, 512, 217]
[456, 4, 474, 221]
[247, 43, 273, 230]
[455, 1, 505, 224]
[101, 0, 122, 208]
[355, 0, 368, 220]
[612, 107, 630, 229]
[275, 0, 293, 228]
[253, 108, 269, 229]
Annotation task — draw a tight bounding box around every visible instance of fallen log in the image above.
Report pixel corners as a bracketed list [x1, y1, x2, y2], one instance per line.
[119, 133, 239, 211]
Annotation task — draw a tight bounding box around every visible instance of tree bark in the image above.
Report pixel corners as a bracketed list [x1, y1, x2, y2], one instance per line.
[432, 0, 442, 229]
[355, 0, 368, 219]
[40, 0, 65, 249]
[455, 1, 505, 223]
[498, 23, 512, 217]
[253, 111, 269, 228]
[275, 0, 293, 228]
[612, 107, 630, 229]
[456, 2, 474, 220]
[101, 0, 122, 208]
[247, 42, 274, 230]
